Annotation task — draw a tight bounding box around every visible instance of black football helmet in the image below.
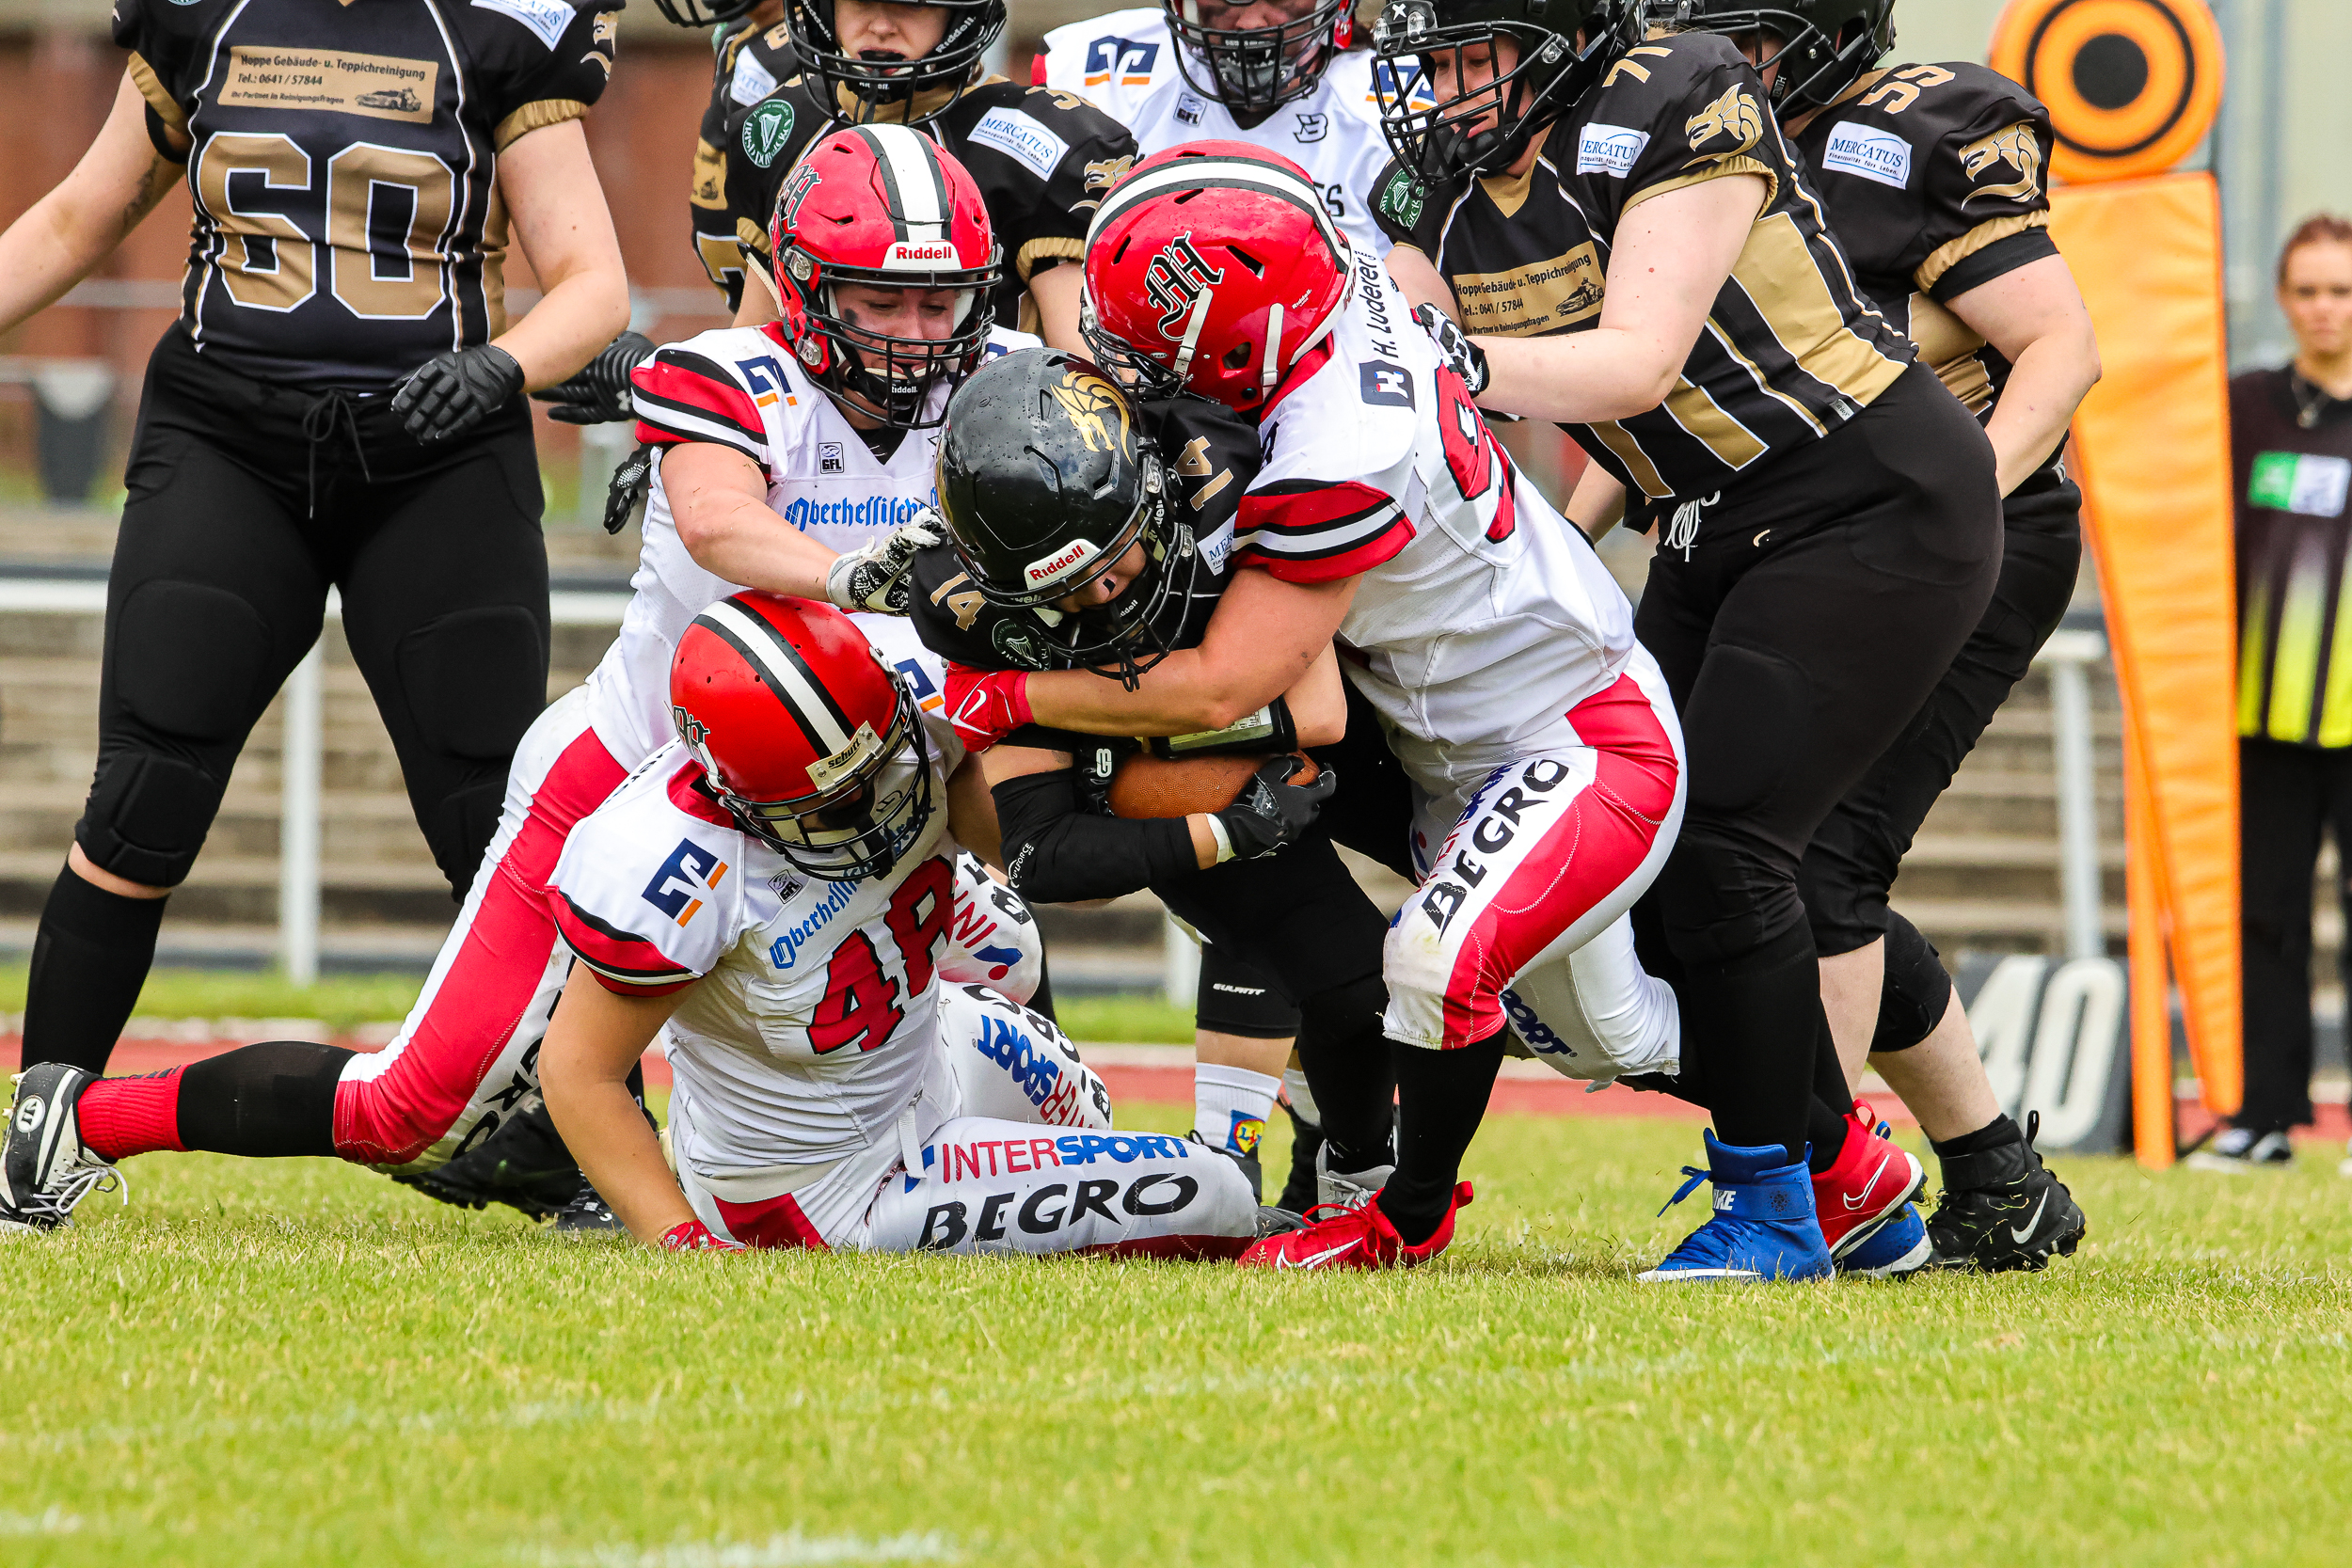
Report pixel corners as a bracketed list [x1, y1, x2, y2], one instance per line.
[786, 0, 1005, 124]
[936, 349, 1197, 690]
[1164, 0, 1359, 118]
[1646, 0, 1895, 111]
[1374, 0, 1644, 183]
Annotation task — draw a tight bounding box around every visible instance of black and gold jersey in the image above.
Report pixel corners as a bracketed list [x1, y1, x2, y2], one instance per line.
[906, 393, 1258, 753]
[688, 15, 797, 311]
[1789, 63, 2064, 485]
[115, 0, 620, 389]
[1374, 32, 1913, 505]
[720, 74, 1136, 334]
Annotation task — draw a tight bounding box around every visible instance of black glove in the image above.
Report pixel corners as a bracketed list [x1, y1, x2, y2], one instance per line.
[1411, 302, 1488, 398]
[391, 343, 524, 444]
[603, 442, 656, 535]
[532, 330, 657, 425]
[1215, 756, 1337, 860]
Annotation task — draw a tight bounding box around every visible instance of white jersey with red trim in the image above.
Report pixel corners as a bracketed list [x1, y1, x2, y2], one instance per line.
[548, 736, 1045, 1189]
[596, 323, 1039, 768]
[1040, 10, 1417, 263]
[1232, 255, 1637, 786]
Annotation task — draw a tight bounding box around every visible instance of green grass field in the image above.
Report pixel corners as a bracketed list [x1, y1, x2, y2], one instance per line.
[6, 1101, 2350, 1568]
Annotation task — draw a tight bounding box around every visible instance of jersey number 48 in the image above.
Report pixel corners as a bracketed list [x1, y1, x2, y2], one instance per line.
[808, 856, 955, 1054]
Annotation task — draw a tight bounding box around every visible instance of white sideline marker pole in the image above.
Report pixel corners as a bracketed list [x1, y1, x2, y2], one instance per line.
[2035, 629, 2108, 964]
[278, 639, 325, 988]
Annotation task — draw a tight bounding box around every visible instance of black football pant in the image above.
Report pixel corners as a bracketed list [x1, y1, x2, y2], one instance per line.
[21, 327, 549, 1073]
[1632, 363, 2003, 1162]
[2235, 736, 2352, 1132]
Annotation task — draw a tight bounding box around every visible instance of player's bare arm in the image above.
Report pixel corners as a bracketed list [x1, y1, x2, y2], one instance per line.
[491, 121, 632, 389]
[0, 71, 184, 335]
[540, 974, 697, 1247]
[1470, 173, 1769, 423]
[1017, 568, 1359, 738]
[1946, 254, 2103, 496]
[665, 441, 841, 603]
[1383, 243, 1457, 321]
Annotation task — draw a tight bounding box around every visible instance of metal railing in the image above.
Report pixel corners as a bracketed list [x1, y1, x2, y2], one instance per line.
[0, 577, 2118, 990]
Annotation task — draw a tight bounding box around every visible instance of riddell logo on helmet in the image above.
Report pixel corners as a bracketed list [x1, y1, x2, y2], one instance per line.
[1025, 539, 1100, 587]
[885, 241, 960, 267]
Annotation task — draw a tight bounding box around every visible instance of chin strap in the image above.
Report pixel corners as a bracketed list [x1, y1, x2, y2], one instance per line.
[1259, 302, 1285, 397]
[1172, 286, 1216, 384]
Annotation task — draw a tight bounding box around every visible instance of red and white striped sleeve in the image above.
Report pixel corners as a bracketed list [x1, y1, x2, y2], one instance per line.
[630, 346, 771, 468]
[548, 765, 744, 998]
[1231, 480, 1414, 583]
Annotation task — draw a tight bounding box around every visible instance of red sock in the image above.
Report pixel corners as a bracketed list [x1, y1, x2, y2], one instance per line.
[76, 1069, 187, 1160]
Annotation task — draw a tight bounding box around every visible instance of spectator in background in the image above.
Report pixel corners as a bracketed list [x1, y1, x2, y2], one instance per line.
[2210, 214, 2352, 1174]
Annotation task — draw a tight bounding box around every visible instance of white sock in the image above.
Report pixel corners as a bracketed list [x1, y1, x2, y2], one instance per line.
[1195, 1063, 1281, 1157]
[1282, 1066, 1322, 1130]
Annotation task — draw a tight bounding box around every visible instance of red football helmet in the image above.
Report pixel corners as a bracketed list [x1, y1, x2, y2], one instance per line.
[1080, 142, 1354, 414]
[670, 592, 933, 880]
[768, 123, 1002, 428]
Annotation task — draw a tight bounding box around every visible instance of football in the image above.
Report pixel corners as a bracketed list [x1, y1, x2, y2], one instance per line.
[1105, 751, 1320, 819]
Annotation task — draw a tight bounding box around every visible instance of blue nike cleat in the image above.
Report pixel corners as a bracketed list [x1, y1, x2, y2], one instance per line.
[1637, 1131, 1834, 1284]
[1836, 1199, 1931, 1278]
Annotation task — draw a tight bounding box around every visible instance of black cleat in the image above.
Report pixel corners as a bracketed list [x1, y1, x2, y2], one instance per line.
[391, 1097, 582, 1221]
[1276, 1100, 1324, 1215]
[550, 1179, 627, 1235]
[1, 1064, 125, 1236]
[1925, 1113, 2087, 1273]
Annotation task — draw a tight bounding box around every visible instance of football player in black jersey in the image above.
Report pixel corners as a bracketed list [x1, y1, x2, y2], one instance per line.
[1655, 0, 2095, 1271]
[656, 0, 803, 312]
[911, 348, 1409, 1208]
[0, 0, 630, 1084]
[715, 0, 1136, 348]
[1370, 0, 2005, 1277]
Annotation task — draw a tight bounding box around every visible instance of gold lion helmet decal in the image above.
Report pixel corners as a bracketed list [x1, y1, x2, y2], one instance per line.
[1960, 123, 2044, 207]
[1047, 368, 1134, 459]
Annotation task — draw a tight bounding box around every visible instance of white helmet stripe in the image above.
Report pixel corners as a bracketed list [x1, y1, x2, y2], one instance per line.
[699, 599, 853, 754]
[860, 121, 948, 239]
[1088, 156, 1350, 266]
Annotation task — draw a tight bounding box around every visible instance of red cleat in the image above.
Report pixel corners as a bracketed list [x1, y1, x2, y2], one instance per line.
[1812, 1101, 1925, 1259]
[1237, 1181, 1473, 1270]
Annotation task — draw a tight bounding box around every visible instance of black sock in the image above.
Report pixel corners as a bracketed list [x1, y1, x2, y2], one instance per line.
[1294, 976, 1397, 1172]
[1931, 1113, 2022, 1162]
[21, 862, 169, 1074]
[1672, 923, 1819, 1166]
[1376, 1026, 1505, 1246]
[1804, 1014, 1856, 1173]
[1025, 956, 1057, 1026]
[177, 1041, 358, 1158]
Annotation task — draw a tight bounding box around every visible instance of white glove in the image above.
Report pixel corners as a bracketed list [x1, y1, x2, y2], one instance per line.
[824, 507, 946, 615]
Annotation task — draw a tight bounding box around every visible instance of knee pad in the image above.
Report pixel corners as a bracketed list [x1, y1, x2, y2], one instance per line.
[1870, 911, 1953, 1054]
[396, 605, 548, 762]
[77, 750, 228, 888]
[1650, 825, 1808, 970]
[114, 580, 273, 741]
[1195, 943, 1300, 1039]
[1681, 642, 1812, 821]
[180, 1041, 357, 1159]
[421, 777, 508, 899]
[1295, 972, 1390, 1054]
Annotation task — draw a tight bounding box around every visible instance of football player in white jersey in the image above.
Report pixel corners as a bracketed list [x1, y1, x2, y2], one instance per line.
[1036, 1, 1426, 263]
[0, 127, 1041, 1239]
[541, 592, 1262, 1257]
[944, 144, 1691, 1269]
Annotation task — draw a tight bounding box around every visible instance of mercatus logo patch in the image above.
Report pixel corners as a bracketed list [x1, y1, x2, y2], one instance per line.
[1576, 124, 1649, 178]
[1821, 122, 1913, 189]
